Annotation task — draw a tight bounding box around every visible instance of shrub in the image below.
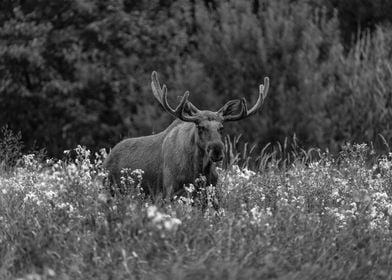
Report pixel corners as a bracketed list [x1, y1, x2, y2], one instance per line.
[0, 125, 23, 170]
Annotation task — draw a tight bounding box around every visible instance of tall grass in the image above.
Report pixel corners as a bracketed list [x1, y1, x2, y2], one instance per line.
[1, 140, 392, 279]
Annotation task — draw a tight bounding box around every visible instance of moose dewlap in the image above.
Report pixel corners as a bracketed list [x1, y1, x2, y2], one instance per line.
[103, 71, 269, 197]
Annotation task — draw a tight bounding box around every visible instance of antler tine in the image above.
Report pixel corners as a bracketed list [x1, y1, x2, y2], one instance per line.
[163, 90, 189, 116]
[151, 71, 165, 108]
[222, 77, 269, 122]
[247, 76, 269, 116]
[151, 71, 199, 122]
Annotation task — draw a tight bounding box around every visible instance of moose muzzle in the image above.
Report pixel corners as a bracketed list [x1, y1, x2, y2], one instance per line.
[207, 142, 224, 162]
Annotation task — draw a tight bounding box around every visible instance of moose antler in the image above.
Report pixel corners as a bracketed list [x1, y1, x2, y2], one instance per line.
[151, 71, 200, 122]
[221, 77, 270, 122]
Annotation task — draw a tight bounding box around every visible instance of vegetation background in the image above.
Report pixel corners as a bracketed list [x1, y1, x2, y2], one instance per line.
[3, 1, 392, 279]
[1, 0, 392, 156]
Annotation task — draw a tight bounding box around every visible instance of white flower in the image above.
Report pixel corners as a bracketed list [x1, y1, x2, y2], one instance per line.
[97, 193, 109, 203]
[369, 206, 377, 219]
[151, 212, 165, 224]
[146, 205, 181, 232]
[243, 168, 256, 177]
[147, 205, 158, 219]
[23, 192, 41, 205]
[349, 202, 357, 212]
[331, 188, 339, 198]
[387, 204, 392, 216]
[44, 190, 56, 200]
[184, 184, 195, 193]
[163, 217, 182, 231]
[131, 169, 144, 177]
[45, 268, 56, 277]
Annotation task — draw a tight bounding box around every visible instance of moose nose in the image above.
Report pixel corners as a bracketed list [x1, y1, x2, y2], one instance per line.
[207, 142, 224, 162]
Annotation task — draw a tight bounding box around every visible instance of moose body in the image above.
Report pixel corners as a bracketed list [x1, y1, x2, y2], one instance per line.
[104, 71, 269, 197]
[104, 119, 219, 196]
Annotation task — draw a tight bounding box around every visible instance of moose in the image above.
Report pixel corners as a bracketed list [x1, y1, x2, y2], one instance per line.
[104, 71, 269, 198]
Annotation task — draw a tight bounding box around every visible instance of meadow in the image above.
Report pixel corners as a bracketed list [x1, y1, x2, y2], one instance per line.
[2, 1, 392, 279]
[1, 138, 392, 280]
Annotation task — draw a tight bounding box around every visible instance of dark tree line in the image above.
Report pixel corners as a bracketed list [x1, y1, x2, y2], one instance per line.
[1, 0, 392, 156]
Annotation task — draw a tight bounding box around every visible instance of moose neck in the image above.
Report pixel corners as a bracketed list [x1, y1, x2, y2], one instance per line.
[191, 126, 213, 177]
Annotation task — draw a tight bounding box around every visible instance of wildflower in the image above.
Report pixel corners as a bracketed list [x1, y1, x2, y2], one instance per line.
[177, 196, 194, 206]
[43, 190, 56, 200]
[184, 184, 195, 194]
[349, 202, 357, 213]
[97, 193, 109, 203]
[15, 272, 41, 280]
[146, 205, 182, 232]
[147, 205, 158, 219]
[131, 169, 144, 180]
[331, 188, 339, 198]
[387, 204, 392, 216]
[250, 206, 263, 224]
[242, 168, 256, 179]
[163, 217, 182, 231]
[277, 197, 289, 207]
[232, 165, 241, 174]
[369, 206, 377, 219]
[127, 202, 137, 213]
[57, 202, 74, 213]
[23, 192, 41, 205]
[45, 268, 56, 277]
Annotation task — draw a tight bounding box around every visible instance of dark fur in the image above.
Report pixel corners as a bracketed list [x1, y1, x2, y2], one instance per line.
[103, 118, 219, 197]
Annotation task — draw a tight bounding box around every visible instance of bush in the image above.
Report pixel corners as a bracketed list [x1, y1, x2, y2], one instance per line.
[325, 26, 392, 151]
[194, 0, 342, 148]
[0, 0, 197, 156]
[0, 125, 23, 170]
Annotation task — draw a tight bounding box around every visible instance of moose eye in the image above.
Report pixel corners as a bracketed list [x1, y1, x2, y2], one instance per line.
[197, 125, 206, 133]
[218, 126, 224, 134]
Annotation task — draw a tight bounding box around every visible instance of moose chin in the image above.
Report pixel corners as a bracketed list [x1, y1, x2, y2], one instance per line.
[103, 71, 269, 199]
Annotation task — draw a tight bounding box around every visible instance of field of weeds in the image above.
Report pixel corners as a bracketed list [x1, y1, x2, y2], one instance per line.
[1, 144, 392, 279]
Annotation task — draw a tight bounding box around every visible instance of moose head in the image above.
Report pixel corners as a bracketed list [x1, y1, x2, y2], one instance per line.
[151, 71, 269, 167]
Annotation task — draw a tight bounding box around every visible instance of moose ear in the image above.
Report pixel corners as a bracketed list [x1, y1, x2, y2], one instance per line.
[217, 99, 243, 117]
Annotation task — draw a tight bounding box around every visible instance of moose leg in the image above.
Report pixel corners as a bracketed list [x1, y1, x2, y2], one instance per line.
[207, 169, 218, 186]
[105, 172, 123, 196]
[205, 162, 219, 186]
[206, 165, 220, 211]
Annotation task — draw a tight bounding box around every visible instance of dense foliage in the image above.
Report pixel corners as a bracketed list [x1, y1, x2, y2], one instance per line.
[2, 144, 392, 279]
[1, 0, 392, 156]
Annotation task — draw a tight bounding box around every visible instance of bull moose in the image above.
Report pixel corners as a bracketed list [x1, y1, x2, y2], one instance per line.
[104, 71, 269, 197]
